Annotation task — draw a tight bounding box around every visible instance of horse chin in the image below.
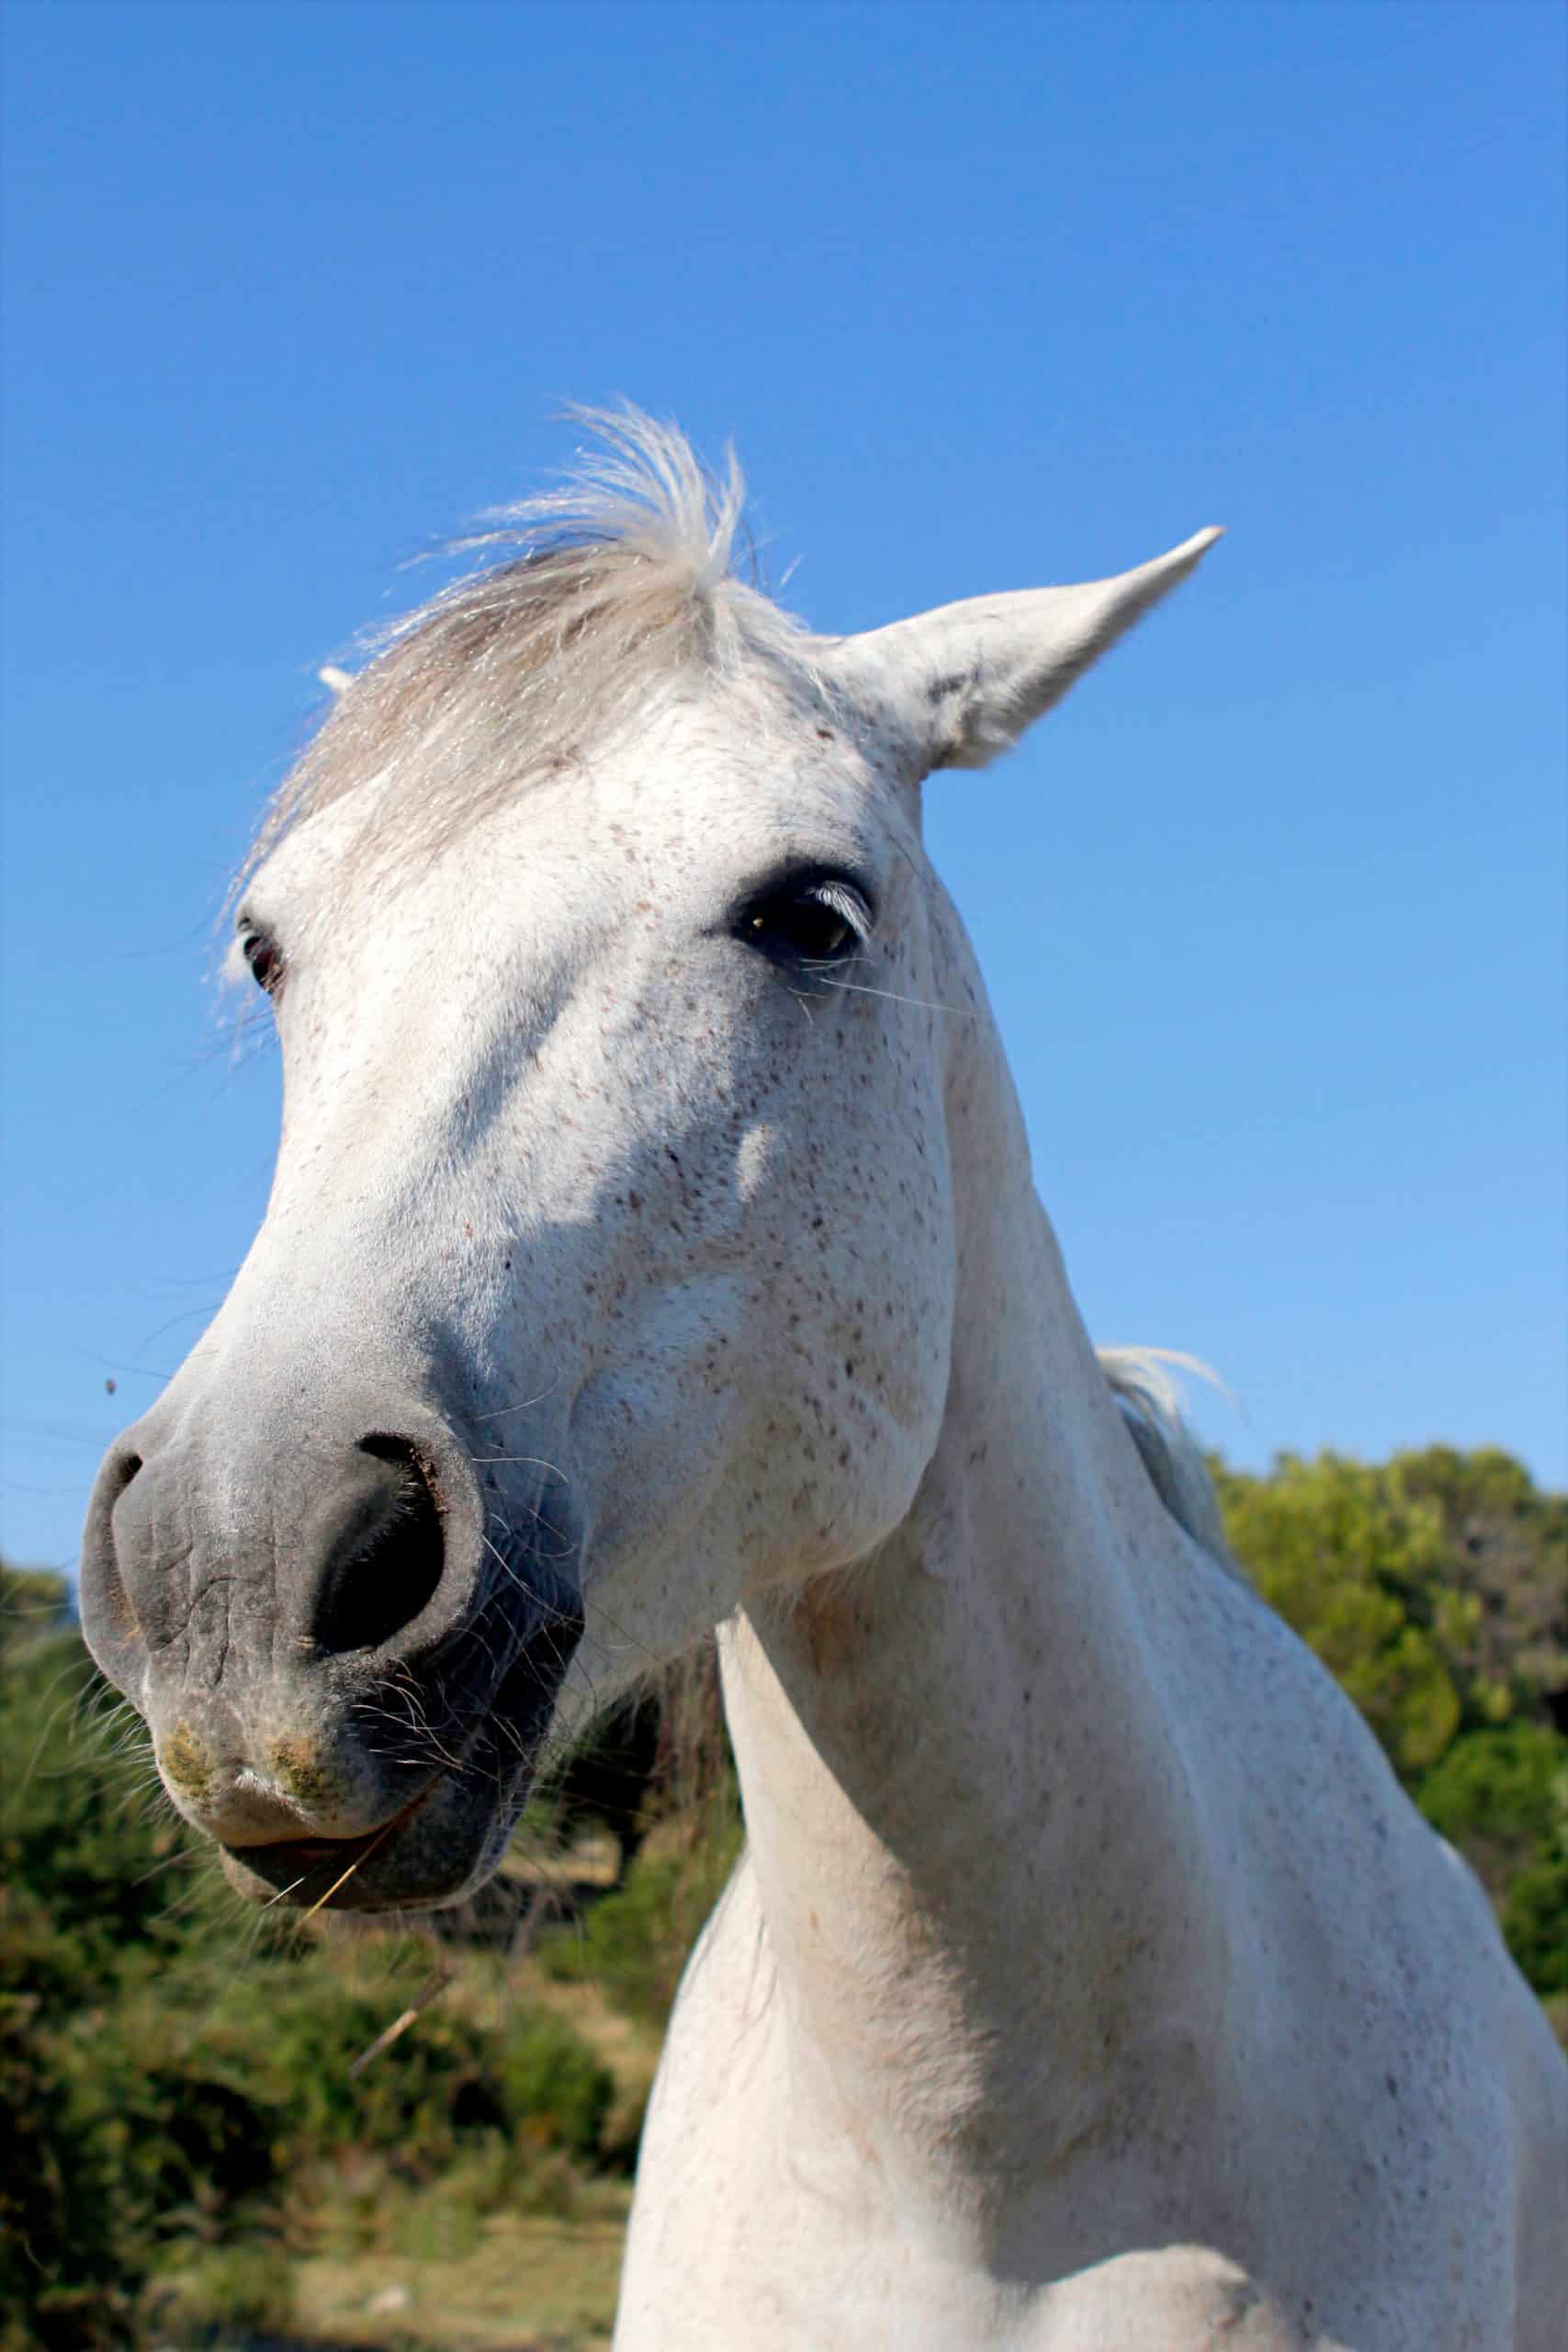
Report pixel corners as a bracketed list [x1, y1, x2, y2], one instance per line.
[206, 1567, 584, 1915]
[217, 1748, 530, 1916]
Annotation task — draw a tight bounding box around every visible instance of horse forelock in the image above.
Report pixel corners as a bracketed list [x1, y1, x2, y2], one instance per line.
[241, 406, 826, 892]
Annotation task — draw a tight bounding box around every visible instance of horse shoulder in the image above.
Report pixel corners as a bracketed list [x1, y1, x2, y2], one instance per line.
[1023, 2245, 1352, 2351]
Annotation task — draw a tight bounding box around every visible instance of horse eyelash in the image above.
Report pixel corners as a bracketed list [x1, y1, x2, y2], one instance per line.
[808, 878, 874, 942]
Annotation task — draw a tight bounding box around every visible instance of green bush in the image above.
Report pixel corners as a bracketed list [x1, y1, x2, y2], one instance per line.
[1213, 1453, 1464, 1776]
[141, 2244, 297, 2346]
[1501, 1857, 1568, 1997]
[1417, 1722, 1567, 1860]
[495, 2007, 615, 2162]
[1212, 1453, 1567, 2008]
[3, 1433, 1563, 2340]
[536, 1796, 743, 2030]
[0, 1568, 616, 2346]
[0, 1988, 135, 2351]
[1417, 1723, 1568, 1993]
[0, 1569, 215, 1984]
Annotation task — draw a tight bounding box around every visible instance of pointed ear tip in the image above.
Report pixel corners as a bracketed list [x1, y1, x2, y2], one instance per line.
[1142, 526, 1223, 582]
[1133, 526, 1224, 587]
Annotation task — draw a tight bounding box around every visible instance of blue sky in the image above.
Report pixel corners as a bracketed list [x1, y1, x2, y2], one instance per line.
[4, 0, 1563, 1571]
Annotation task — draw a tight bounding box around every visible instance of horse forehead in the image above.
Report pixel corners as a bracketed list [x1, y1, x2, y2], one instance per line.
[573, 695, 898, 848]
[251, 690, 909, 962]
[414, 753, 895, 942]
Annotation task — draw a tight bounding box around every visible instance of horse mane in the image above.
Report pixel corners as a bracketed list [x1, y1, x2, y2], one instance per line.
[1098, 1347, 1238, 1570]
[243, 406, 818, 887]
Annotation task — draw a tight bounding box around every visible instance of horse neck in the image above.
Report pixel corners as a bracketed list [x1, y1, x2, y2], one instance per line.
[718, 933, 1234, 2199]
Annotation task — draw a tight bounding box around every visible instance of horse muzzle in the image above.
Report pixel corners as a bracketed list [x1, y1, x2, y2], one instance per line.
[78, 1390, 584, 1911]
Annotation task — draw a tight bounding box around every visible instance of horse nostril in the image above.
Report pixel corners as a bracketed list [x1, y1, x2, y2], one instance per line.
[77, 1439, 155, 1695]
[96, 1447, 145, 1633]
[310, 1435, 447, 1656]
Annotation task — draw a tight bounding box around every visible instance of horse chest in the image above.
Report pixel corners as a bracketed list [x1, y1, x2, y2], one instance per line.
[615, 1849, 1519, 2352]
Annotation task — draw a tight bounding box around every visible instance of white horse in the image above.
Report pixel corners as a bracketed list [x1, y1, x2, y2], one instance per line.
[81, 413, 1565, 2349]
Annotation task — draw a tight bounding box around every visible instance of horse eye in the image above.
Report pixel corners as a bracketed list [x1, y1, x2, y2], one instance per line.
[740, 880, 869, 967]
[241, 928, 284, 996]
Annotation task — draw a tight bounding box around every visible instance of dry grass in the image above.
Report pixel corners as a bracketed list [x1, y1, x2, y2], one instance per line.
[497, 1830, 624, 1894]
[286, 2201, 630, 2348]
[145, 2199, 631, 2350]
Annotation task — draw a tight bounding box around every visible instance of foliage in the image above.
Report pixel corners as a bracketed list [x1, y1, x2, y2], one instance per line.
[1416, 1723, 1568, 1996]
[535, 1790, 744, 2030]
[1, 1980, 134, 2350]
[495, 2007, 618, 2162]
[1394, 1446, 1568, 1719]
[0, 1566, 210, 1984]
[1213, 1447, 1568, 1995]
[141, 2244, 298, 2346]
[3, 1442, 1563, 2341]
[1214, 1452, 1461, 1774]
[1417, 1720, 1566, 1862]
[0, 1566, 615, 2348]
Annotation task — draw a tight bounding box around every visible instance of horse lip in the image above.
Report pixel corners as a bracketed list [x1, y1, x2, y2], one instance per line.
[222, 1774, 443, 1876]
[214, 1589, 583, 1908]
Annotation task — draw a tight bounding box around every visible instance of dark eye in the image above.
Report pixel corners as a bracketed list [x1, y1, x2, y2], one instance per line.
[739, 877, 871, 967]
[240, 926, 285, 997]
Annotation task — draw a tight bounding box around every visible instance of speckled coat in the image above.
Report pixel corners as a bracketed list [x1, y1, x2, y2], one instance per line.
[80, 417, 1567, 2350]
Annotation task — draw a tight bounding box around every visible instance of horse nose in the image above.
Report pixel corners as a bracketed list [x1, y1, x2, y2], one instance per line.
[308, 1435, 447, 1655]
[79, 1413, 474, 1702]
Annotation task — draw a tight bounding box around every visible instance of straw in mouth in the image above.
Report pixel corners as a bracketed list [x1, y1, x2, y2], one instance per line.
[295, 1816, 402, 1924]
[226, 1774, 442, 1908]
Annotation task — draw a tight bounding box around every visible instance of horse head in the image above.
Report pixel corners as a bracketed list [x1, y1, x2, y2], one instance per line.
[80, 413, 1216, 1911]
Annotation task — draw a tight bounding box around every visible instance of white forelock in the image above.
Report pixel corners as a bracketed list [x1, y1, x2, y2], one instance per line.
[243, 406, 821, 890]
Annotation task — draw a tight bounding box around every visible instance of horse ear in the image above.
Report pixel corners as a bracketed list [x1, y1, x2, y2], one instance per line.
[832, 527, 1223, 774]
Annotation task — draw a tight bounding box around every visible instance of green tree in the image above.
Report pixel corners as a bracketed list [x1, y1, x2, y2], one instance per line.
[1391, 1446, 1568, 1727]
[1416, 1722, 1568, 1994]
[1213, 1453, 1463, 1777]
[1213, 1450, 1568, 2011]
